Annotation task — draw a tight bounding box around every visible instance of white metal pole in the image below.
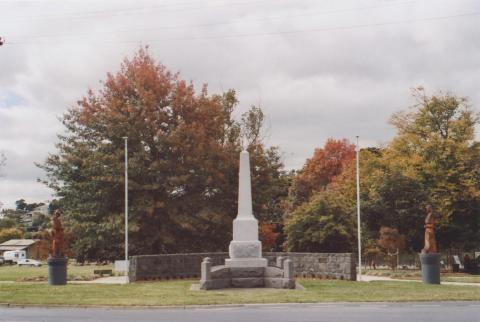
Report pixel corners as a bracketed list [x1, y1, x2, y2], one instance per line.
[356, 136, 362, 281]
[123, 137, 129, 283]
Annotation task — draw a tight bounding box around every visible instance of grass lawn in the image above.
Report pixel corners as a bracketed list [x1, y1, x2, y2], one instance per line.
[1, 279, 480, 306]
[0, 264, 114, 282]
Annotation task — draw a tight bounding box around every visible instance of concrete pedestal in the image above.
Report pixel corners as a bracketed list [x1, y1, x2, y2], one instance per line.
[420, 253, 440, 284]
[48, 256, 68, 285]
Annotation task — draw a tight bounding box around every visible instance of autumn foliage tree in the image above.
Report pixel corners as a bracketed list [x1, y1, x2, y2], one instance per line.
[259, 221, 279, 251]
[284, 139, 357, 252]
[0, 228, 23, 244]
[288, 139, 355, 207]
[39, 48, 287, 261]
[377, 226, 405, 270]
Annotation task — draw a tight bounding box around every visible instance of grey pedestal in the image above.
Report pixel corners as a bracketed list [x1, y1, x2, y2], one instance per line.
[48, 256, 68, 285]
[420, 253, 440, 284]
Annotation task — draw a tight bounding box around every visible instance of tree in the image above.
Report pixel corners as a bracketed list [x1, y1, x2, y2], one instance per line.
[0, 209, 22, 227]
[48, 199, 62, 215]
[362, 171, 428, 252]
[284, 138, 357, 252]
[0, 228, 23, 244]
[284, 189, 356, 252]
[288, 139, 355, 207]
[386, 87, 480, 250]
[377, 226, 405, 270]
[259, 221, 279, 251]
[363, 236, 381, 270]
[15, 199, 44, 213]
[15, 199, 28, 212]
[31, 213, 49, 230]
[0, 217, 16, 229]
[38, 47, 286, 261]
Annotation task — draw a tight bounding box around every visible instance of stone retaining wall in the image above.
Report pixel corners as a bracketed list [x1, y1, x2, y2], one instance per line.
[129, 252, 356, 282]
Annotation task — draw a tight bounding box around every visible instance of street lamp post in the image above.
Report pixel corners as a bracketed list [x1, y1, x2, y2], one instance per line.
[356, 136, 362, 281]
[123, 137, 129, 283]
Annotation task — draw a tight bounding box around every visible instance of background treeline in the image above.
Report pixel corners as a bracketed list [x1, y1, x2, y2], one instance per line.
[3, 49, 477, 262]
[284, 86, 480, 259]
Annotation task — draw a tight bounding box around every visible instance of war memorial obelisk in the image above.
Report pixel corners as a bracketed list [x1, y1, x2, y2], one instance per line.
[225, 150, 268, 268]
[199, 150, 295, 290]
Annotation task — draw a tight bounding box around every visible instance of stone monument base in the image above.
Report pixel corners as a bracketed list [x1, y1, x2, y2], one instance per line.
[200, 256, 296, 290]
[225, 257, 268, 268]
[48, 256, 68, 285]
[420, 253, 440, 284]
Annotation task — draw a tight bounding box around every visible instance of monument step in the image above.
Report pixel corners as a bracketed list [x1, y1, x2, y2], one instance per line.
[230, 267, 264, 278]
[231, 277, 264, 288]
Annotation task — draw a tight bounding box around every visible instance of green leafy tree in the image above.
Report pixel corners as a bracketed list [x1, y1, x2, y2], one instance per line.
[31, 213, 49, 230]
[362, 171, 427, 252]
[0, 209, 22, 227]
[48, 199, 62, 215]
[284, 189, 356, 252]
[0, 217, 16, 229]
[15, 199, 44, 213]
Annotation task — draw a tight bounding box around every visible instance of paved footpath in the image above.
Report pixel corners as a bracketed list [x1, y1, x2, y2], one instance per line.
[361, 274, 480, 287]
[1, 302, 480, 322]
[76, 274, 480, 287]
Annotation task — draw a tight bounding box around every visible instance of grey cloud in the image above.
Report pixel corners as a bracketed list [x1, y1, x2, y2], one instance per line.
[0, 0, 479, 208]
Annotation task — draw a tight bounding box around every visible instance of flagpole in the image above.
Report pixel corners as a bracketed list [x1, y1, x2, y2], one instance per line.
[356, 136, 362, 281]
[123, 137, 129, 283]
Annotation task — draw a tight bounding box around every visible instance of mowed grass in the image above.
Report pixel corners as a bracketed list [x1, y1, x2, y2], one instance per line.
[1, 279, 480, 306]
[0, 264, 114, 282]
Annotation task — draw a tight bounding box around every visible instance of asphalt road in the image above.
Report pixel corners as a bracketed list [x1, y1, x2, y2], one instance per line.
[1, 302, 480, 322]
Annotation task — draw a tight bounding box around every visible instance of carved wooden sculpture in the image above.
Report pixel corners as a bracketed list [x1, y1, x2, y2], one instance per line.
[421, 205, 437, 254]
[51, 209, 65, 257]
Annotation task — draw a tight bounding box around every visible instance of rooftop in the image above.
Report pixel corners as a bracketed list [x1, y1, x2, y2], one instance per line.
[0, 239, 37, 247]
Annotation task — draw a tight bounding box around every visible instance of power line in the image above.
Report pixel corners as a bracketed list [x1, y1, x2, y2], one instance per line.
[10, 0, 418, 41]
[6, 11, 479, 46]
[145, 11, 478, 43]
[1, 0, 292, 22]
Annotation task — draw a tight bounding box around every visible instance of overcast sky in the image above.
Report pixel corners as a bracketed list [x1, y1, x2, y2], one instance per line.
[0, 0, 479, 209]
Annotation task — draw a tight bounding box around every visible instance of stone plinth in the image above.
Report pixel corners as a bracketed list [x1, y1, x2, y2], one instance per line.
[200, 257, 296, 290]
[226, 240, 267, 267]
[225, 257, 268, 268]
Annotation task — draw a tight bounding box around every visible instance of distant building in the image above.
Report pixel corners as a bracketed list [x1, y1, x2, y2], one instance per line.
[29, 204, 49, 216]
[21, 204, 50, 229]
[0, 239, 42, 259]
